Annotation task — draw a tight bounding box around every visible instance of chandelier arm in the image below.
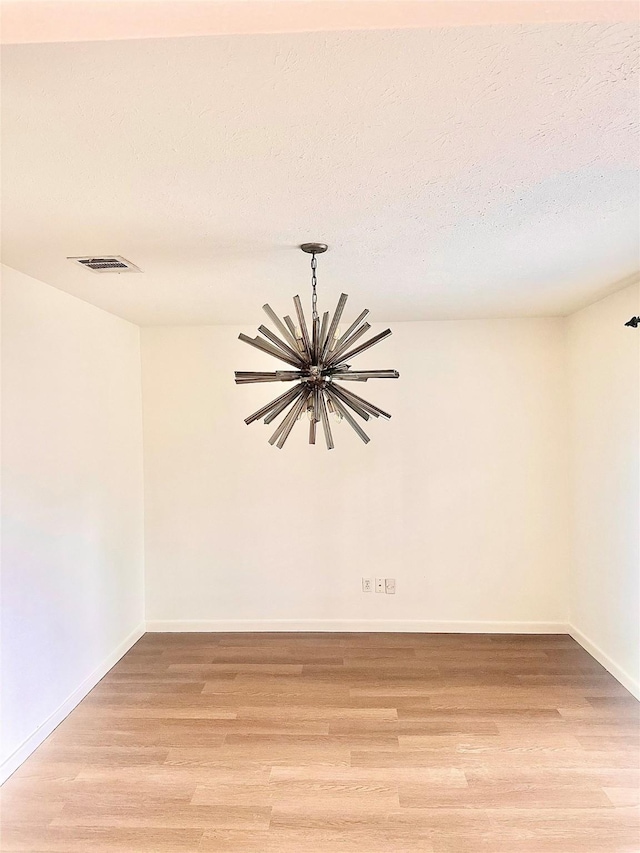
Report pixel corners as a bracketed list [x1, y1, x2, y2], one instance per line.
[312, 315, 320, 365]
[318, 311, 330, 359]
[327, 383, 371, 421]
[332, 309, 369, 352]
[258, 325, 306, 365]
[269, 388, 302, 444]
[277, 370, 308, 379]
[276, 391, 311, 449]
[253, 334, 304, 367]
[262, 304, 301, 352]
[326, 322, 372, 366]
[283, 315, 300, 346]
[326, 388, 370, 444]
[238, 333, 303, 368]
[309, 402, 317, 444]
[325, 394, 336, 417]
[268, 402, 299, 446]
[243, 385, 302, 425]
[235, 371, 301, 384]
[331, 383, 384, 418]
[331, 382, 391, 419]
[318, 389, 335, 450]
[269, 389, 307, 447]
[236, 377, 297, 384]
[333, 328, 393, 365]
[320, 293, 348, 363]
[277, 392, 310, 450]
[263, 385, 307, 424]
[293, 296, 313, 363]
[254, 337, 303, 367]
[331, 370, 400, 381]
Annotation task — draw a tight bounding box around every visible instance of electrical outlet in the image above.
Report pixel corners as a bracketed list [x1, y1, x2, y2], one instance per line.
[375, 578, 385, 593]
[385, 578, 396, 594]
[362, 578, 372, 592]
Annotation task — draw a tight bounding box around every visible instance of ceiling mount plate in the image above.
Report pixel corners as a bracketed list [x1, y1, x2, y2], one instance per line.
[300, 242, 328, 254]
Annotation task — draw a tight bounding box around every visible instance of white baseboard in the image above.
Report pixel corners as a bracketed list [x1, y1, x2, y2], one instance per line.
[568, 624, 640, 700]
[0, 624, 145, 785]
[146, 619, 568, 634]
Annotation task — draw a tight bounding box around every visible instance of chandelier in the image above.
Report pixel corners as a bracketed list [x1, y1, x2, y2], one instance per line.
[235, 243, 399, 449]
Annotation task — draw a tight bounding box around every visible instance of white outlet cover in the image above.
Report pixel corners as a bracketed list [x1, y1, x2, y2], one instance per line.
[362, 578, 372, 592]
[375, 578, 385, 593]
[385, 578, 396, 594]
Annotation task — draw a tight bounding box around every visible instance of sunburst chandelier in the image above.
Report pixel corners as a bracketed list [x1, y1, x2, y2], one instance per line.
[235, 243, 399, 449]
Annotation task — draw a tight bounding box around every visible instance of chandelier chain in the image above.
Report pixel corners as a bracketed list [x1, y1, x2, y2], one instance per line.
[311, 253, 318, 320]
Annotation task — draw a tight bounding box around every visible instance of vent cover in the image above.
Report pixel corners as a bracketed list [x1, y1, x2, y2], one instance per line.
[68, 255, 142, 273]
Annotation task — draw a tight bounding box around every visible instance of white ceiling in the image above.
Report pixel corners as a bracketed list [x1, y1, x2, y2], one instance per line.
[2, 22, 638, 325]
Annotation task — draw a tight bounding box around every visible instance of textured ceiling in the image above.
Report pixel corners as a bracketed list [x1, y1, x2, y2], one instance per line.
[3, 1, 636, 44]
[2, 23, 639, 325]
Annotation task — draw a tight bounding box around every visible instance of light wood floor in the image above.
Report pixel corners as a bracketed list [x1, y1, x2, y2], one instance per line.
[1, 633, 639, 852]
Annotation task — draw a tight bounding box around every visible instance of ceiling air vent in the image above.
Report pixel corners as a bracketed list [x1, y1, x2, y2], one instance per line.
[68, 255, 142, 273]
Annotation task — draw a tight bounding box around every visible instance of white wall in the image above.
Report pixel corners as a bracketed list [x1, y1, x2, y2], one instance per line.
[2, 263, 637, 789]
[0, 265, 145, 780]
[141, 318, 569, 630]
[567, 282, 640, 697]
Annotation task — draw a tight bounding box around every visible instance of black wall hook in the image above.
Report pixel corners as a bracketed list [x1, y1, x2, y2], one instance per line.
[624, 317, 640, 328]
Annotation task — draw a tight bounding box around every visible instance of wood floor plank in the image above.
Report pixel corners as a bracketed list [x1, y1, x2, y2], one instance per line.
[398, 782, 614, 809]
[2, 632, 638, 852]
[268, 765, 469, 785]
[49, 803, 272, 830]
[199, 827, 436, 852]
[0, 827, 204, 852]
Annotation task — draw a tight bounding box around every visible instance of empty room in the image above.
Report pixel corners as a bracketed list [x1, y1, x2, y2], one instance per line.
[1, 1, 639, 851]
